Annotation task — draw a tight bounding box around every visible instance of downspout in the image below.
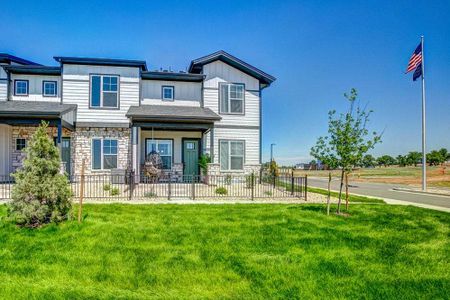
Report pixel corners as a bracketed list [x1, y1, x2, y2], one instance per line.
[259, 85, 263, 165]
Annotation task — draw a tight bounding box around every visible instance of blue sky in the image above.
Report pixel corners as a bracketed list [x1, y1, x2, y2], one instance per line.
[1, 0, 449, 165]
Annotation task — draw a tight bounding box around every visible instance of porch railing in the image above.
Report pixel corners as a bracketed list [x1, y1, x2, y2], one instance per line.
[0, 173, 307, 201]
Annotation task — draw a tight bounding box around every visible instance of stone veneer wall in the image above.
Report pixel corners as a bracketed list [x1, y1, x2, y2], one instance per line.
[11, 125, 71, 173]
[207, 163, 261, 176]
[72, 127, 131, 175]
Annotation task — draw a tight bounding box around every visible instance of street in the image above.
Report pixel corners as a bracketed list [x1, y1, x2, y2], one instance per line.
[307, 177, 450, 209]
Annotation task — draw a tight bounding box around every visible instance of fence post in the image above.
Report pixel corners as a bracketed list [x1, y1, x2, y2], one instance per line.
[291, 169, 294, 196]
[191, 174, 195, 200]
[128, 170, 134, 201]
[168, 173, 171, 200]
[78, 159, 85, 223]
[305, 175, 308, 201]
[251, 172, 255, 201]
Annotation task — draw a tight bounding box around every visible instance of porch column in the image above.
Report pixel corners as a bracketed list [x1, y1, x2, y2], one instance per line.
[210, 127, 214, 163]
[131, 126, 140, 179]
[57, 120, 64, 174]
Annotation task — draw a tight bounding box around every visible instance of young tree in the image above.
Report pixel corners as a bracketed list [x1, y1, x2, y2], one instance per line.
[310, 89, 381, 214]
[8, 122, 72, 227]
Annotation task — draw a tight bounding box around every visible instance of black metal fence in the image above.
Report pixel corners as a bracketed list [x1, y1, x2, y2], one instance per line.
[0, 173, 307, 201]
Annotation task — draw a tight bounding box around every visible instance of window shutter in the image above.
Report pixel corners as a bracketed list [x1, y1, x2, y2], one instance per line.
[91, 76, 101, 107]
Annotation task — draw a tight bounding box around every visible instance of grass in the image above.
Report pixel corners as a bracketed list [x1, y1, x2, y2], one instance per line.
[307, 186, 385, 203]
[0, 204, 449, 299]
[294, 165, 450, 188]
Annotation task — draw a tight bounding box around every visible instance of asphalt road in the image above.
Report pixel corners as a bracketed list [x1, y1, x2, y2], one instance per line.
[307, 177, 450, 209]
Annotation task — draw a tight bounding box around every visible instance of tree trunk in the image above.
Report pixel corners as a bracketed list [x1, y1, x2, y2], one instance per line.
[326, 172, 331, 216]
[337, 169, 345, 214]
[345, 172, 349, 210]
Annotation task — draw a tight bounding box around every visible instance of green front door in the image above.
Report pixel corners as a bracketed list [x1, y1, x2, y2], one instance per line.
[183, 139, 199, 176]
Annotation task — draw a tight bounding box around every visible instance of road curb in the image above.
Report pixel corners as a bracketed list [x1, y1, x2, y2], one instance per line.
[392, 187, 450, 198]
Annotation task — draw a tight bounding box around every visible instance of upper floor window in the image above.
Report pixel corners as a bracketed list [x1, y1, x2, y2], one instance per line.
[90, 75, 119, 108]
[162, 86, 174, 101]
[43, 81, 57, 97]
[219, 83, 244, 114]
[14, 80, 29, 96]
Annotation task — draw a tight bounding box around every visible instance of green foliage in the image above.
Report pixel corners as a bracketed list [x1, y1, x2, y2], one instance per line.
[103, 184, 111, 191]
[269, 160, 279, 177]
[7, 122, 72, 227]
[245, 174, 255, 189]
[110, 187, 120, 196]
[0, 204, 448, 299]
[310, 88, 382, 172]
[396, 155, 408, 167]
[427, 150, 446, 166]
[144, 191, 157, 198]
[198, 154, 211, 175]
[215, 187, 228, 195]
[224, 175, 232, 185]
[377, 155, 396, 167]
[264, 191, 273, 196]
[362, 154, 376, 168]
[407, 151, 422, 167]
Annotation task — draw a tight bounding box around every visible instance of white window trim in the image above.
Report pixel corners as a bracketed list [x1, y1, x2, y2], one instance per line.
[219, 83, 245, 115]
[90, 75, 120, 109]
[146, 139, 173, 169]
[219, 140, 245, 171]
[162, 86, 174, 101]
[43, 81, 57, 97]
[14, 80, 28, 96]
[91, 138, 118, 170]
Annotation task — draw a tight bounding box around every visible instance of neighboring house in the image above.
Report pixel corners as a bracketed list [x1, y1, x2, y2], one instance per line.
[0, 51, 275, 178]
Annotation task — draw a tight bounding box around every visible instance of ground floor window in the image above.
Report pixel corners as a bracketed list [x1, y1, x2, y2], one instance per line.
[220, 140, 244, 171]
[92, 138, 118, 170]
[16, 138, 26, 151]
[146, 139, 173, 169]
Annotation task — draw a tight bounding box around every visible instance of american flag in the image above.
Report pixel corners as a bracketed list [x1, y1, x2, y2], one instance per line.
[406, 42, 422, 75]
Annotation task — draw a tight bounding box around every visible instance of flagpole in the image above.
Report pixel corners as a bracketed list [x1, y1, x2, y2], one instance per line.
[421, 35, 427, 191]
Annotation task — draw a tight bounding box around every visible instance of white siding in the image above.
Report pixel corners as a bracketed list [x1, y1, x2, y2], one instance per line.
[139, 130, 202, 164]
[0, 125, 11, 175]
[203, 60, 259, 90]
[0, 66, 8, 101]
[202, 60, 262, 167]
[204, 88, 259, 126]
[62, 64, 140, 125]
[141, 80, 201, 107]
[10, 74, 61, 102]
[212, 127, 260, 165]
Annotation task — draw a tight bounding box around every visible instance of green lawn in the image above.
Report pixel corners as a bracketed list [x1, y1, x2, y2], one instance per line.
[0, 203, 449, 299]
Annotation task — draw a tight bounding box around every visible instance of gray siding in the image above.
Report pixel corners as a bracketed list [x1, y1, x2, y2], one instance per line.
[10, 74, 61, 102]
[141, 80, 201, 107]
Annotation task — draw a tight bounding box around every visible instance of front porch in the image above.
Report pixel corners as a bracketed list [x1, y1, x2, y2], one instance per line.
[127, 104, 221, 181]
[0, 101, 77, 175]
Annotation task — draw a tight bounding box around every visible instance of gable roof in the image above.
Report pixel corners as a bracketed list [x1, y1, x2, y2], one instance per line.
[4, 65, 61, 75]
[188, 50, 276, 86]
[0, 53, 40, 66]
[141, 71, 204, 82]
[53, 56, 148, 71]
